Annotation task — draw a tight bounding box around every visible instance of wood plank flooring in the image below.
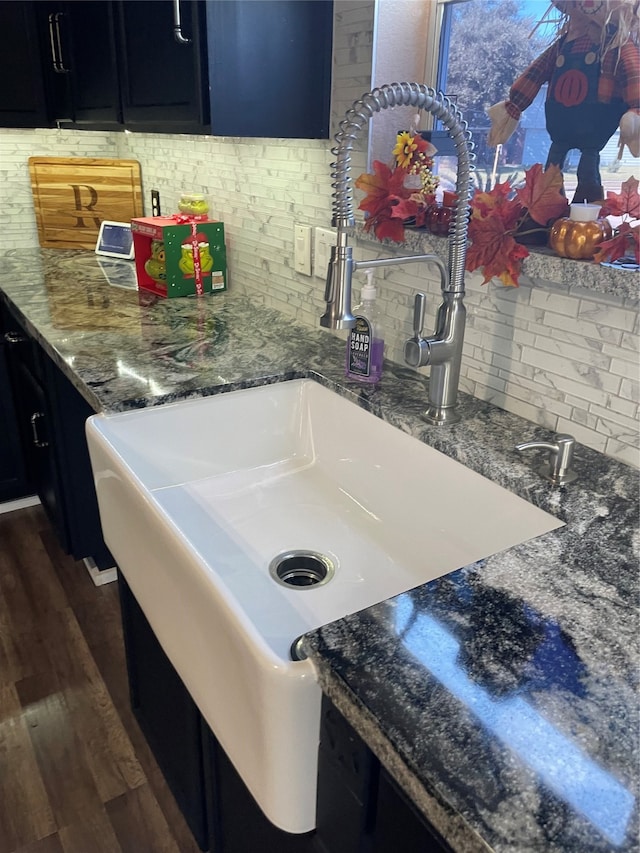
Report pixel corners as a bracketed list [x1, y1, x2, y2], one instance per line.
[0, 505, 202, 853]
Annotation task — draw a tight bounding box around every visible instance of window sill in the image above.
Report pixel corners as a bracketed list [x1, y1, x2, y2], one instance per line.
[354, 224, 639, 303]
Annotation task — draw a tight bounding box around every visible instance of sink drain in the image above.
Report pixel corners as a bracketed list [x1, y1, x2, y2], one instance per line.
[269, 550, 335, 589]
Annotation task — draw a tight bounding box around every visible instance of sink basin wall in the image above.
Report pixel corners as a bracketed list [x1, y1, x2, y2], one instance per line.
[86, 378, 563, 833]
[87, 419, 322, 833]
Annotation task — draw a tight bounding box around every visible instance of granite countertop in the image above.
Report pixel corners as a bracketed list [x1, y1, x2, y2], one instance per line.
[1, 249, 638, 852]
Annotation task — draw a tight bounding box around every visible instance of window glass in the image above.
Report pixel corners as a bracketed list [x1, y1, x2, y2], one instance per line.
[435, 0, 633, 197]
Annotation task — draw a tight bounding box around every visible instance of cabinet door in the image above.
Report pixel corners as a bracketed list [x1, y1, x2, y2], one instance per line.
[57, 1, 122, 127]
[207, 0, 332, 138]
[44, 356, 114, 568]
[0, 343, 32, 503]
[115, 0, 209, 132]
[316, 694, 379, 853]
[0, 2, 52, 128]
[372, 769, 453, 853]
[0, 1, 120, 130]
[207, 733, 318, 853]
[118, 574, 209, 850]
[6, 346, 69, 549]
[1, 301, 113, 567]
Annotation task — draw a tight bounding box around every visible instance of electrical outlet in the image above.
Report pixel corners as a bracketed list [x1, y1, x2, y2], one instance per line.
[151, 189, 161, 216]
[314, 227, 337, 278]
[294, 225, 312, 276]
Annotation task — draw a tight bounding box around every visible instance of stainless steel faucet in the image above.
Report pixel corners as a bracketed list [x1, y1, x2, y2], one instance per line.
[321, 82, 474, 425]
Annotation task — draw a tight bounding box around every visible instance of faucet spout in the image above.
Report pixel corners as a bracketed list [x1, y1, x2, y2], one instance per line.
[320, 230, 356, 329]
[323, 82, 474, 425]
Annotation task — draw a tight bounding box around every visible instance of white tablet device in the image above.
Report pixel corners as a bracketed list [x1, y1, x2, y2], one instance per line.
[95, 220, 134, 260]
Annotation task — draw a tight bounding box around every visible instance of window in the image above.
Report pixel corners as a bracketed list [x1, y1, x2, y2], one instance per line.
[433, 0, 635, 195]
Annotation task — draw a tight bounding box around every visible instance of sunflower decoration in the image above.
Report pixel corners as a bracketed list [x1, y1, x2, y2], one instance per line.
[355, 131, 440, 242]
[393, 131, 421, 169]
[393, 130, 438, 189]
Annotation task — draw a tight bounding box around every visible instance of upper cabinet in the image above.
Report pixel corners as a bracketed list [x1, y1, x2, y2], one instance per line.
[46, 1, 122, 129]
[115, 0, 209, 132]
[0, 0, 122, 130]
[0, 0, 333, 138]
[207, 0, 333, 139]
[0, 2, 50, 128]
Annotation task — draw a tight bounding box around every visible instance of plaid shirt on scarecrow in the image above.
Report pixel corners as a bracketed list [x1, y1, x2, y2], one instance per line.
[505, 33, 640, 120]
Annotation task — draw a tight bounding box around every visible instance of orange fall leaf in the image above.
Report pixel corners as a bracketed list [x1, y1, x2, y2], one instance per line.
[515, 163, 568, 226]
[600, 176, 640, 220]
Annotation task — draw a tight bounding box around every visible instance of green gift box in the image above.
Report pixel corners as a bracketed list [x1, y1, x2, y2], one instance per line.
[132, 216, 227, 298]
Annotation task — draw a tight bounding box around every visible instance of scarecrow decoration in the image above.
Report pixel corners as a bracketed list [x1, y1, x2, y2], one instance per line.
[488, 0, 640, 203]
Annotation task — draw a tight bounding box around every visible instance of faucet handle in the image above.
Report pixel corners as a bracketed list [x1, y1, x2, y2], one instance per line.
[515, 433, 577, 486]
[413, 291, 426, 337]
[404, 292, 430, 368]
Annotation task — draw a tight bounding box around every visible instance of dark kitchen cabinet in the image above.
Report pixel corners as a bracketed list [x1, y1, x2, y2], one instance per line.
[0, 2, 51, 127]
[1, 299, 114, 570]
[50, 1, 122, 128]
[2, 307, 67, 540]
[0, 0, 120, 130]
[0, 324, 31, 504]
[0, 0, 201, 132]
[116, 0, 209, 132]
[44, 352, 115, 568]
[0, 0, 332, 138]
[115, 0, 333, 136]
[206, 0, 333, 138]
[372, 769, 453, 853]
[118, 573, 209, 850]
[205, 733, 317, 853]
[316, 694, 453, 853]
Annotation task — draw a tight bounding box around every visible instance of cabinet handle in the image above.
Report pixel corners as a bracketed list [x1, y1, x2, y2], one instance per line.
[173, 0, 191, 44]
[30, 413, 49, 449]
[53, 12, 70, 73]
[4, 331, 28, 345]
[48, 12, 61, 72]
[48, 12, 70, 74]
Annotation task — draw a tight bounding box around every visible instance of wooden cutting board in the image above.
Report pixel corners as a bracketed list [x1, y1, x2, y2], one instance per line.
[29, 157, 144, 249]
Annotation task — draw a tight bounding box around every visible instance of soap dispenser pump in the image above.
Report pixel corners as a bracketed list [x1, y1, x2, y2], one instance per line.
[345, 269, 384, 384]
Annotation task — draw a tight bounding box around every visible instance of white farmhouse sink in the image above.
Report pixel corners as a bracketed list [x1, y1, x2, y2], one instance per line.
[86, 379, 563, 833]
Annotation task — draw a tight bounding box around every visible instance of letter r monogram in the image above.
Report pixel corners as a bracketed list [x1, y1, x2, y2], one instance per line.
[70, 184, 100, 228]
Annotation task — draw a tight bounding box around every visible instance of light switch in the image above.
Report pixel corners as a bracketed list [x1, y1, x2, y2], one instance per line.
[314, 227, 337, 278]
[294, 224, 312, 276]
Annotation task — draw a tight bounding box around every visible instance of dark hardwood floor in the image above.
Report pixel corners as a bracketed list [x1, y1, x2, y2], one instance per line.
[0, 505, 202, 853]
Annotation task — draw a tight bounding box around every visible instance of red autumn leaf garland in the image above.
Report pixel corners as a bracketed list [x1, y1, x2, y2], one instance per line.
[355, 131, 441, 243]
[466, 164, 568, 287]
[593, 176, 640, 264]
[514, 164, 568, 226]
[466, 212, 529, 286]
[355, 149, 636, 279]
[600, 176, 640, 220]
[355, 160, 413, 243]
[593, 222, 640, 265]
[471, 179, 518, 223]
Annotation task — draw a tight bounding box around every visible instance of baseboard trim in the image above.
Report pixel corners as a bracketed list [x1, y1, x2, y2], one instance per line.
[83, 557, 118, 586]
[0, 495, 41, 515]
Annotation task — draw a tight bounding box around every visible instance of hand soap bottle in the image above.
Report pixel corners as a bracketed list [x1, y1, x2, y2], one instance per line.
[345, 270, 384, 384]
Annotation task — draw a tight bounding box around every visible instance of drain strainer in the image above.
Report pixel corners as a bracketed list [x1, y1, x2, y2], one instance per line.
[269, 550, 335, 589]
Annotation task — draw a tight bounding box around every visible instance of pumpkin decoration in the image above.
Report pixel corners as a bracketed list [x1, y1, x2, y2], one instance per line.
[549, 203, 612, 260]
